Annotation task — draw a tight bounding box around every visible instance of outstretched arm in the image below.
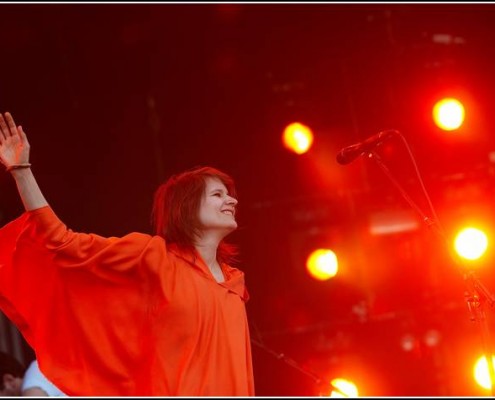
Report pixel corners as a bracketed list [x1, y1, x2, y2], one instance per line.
[0, 112, 48, 211]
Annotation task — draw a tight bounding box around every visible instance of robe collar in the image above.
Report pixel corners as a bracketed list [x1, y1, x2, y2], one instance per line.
[168, 244, 249, 302]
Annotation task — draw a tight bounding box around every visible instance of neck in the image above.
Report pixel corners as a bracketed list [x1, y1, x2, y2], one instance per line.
[195, 234, 221, 268]
[195, 236, 226, 283]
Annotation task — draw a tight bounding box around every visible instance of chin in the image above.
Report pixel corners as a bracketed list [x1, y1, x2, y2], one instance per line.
[225, 222, 238, 232]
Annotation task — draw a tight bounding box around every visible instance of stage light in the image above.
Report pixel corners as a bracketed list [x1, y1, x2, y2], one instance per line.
[423, 329, 441, 348]
[474, 355, 495, 390]
[282, 122, 314, 154]
[432, 98, 465, 131]
[400, 334, 418, 352]
[306, 248, 338, 281]
[329, 378, 358, 397]
[368, 209, 419, 236]
[454, 227, 488, 261]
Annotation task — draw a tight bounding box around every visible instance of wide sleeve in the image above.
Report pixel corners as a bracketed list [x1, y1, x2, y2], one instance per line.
[0, 206, 163, 396]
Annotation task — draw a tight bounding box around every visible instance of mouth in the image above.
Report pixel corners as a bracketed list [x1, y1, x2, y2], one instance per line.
[221, 210, 235, 216]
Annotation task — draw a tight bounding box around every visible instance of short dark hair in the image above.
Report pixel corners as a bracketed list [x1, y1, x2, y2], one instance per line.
[0, 351, 25, 389]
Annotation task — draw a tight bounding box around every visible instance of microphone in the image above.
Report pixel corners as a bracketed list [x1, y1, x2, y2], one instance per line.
[336, 129, 399, 165]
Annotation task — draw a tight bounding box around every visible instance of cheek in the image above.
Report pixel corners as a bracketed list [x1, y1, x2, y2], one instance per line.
[198, 204, 216, 224]
[198, 208, 209, 224]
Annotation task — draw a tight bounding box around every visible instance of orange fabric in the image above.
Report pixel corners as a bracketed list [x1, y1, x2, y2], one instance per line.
[0, 206, 254, 396]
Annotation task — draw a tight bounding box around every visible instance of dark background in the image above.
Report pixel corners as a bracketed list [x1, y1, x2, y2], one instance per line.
[2, 2, 495, 396]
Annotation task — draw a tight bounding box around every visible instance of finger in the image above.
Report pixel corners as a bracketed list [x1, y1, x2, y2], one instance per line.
[18, 126, 29, 146]
[0, 114, 8, 141]
[4, 112, 18, 137]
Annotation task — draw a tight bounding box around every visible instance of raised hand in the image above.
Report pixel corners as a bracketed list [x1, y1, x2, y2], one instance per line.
[0, 112, 30, 170]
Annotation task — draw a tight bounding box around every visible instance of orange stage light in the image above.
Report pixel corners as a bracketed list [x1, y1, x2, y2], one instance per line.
[306, 248, 338, 281]
[282, 122, 314, 154]
[432, 98, 465, 131]
[474, 355, 495, 390]
[454, 227, 488, 261]
[329, 378, 359, 397]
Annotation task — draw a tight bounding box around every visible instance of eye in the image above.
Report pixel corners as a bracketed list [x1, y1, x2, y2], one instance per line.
[212, 192, 222, 197]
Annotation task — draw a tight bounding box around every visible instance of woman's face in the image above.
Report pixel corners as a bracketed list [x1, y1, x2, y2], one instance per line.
[198, 177, 238, 235]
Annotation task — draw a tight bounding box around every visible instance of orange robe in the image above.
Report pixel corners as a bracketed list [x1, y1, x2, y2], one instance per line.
[0, 206, 254, 396]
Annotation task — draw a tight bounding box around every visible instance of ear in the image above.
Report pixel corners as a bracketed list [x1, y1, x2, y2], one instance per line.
[3, 373, 21, 395]
[3, 373, 15, 385]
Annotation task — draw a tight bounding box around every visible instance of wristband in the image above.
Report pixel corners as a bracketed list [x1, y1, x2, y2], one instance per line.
[6, 163, 31, 172]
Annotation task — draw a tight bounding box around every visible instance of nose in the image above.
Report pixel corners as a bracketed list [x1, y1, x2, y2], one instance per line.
[226, 195, 238, 206]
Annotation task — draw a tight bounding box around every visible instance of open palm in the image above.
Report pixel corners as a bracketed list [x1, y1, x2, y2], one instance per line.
[0, 112, 30, 169]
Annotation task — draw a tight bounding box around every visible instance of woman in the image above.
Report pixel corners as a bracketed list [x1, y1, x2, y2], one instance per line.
[0, 112, 254, 396]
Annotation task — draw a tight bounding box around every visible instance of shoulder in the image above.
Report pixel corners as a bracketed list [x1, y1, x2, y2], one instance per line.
[22, 360, 45, 385]
[22, 360, 66, 396]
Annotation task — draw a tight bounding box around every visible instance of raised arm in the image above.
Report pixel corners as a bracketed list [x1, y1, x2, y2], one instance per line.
[0, 112, 48, 211]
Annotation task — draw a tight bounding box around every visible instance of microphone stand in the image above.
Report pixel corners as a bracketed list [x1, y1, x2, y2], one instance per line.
[464, 270, 495, 395]
[250, 338, 347, 396]
[366, 150, 495, 395]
